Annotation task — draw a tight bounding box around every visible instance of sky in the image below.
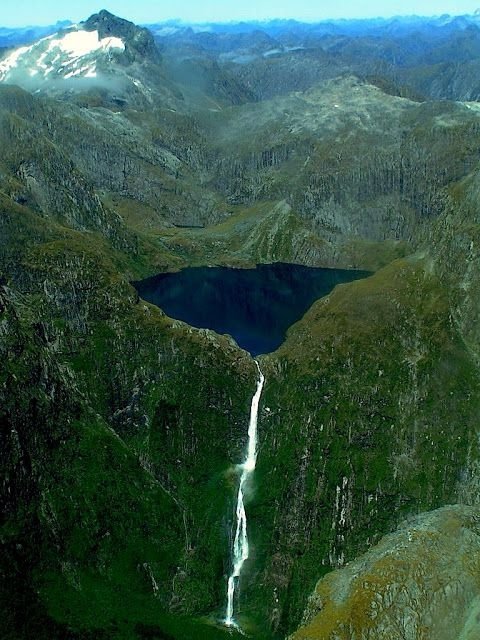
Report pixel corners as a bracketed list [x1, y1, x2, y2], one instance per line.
[2, 0, 480, 27]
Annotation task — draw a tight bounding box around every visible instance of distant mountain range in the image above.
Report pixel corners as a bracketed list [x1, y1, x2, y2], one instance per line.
[4, 11, 480, 48]
[0, 20, 73, 48]
[6, 9, 480, 104]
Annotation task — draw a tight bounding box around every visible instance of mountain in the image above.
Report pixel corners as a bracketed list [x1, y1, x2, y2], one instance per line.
[151, 13, 480, 103]
[2, 9, 480, 640]
[0, 11, 170, 108]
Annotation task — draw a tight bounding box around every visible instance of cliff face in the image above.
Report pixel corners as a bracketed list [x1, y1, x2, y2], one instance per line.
[0, 284, 184, 637]
[198, 78, 480, 270]
[252, 161, 480, 638]
[236, 255, 480, 635]
[0, 194, 255, 637]
[0, 85, 223, 236]
[3, 69, 480, 275]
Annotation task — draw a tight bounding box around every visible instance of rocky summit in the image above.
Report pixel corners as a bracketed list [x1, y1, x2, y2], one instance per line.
[0, 11, 164, 107]
[1, 8, 480, 640]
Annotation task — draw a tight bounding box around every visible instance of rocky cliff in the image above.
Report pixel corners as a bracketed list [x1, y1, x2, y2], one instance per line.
[0, 180, 254, 637]
[234, 254, 480, 636]
[290, 505, 480, 640]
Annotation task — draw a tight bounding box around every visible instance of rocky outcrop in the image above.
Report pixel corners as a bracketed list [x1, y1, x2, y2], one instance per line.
[290, 505, 480, 640]
[0, 86, 136, 251]
[202, 78, 480, 271]
[83, 10, 160, 63]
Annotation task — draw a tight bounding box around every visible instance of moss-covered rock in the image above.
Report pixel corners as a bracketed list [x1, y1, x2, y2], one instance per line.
[290, 505, 480, 640]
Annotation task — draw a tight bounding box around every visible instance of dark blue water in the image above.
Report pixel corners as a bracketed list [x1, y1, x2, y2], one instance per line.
[133, 263, 370, 355]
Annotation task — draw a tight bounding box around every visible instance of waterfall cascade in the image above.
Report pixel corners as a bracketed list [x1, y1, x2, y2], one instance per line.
[225, 361, 265, 628]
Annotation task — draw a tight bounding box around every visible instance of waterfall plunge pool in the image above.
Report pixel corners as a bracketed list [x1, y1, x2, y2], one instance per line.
[133, 263, 370, 356]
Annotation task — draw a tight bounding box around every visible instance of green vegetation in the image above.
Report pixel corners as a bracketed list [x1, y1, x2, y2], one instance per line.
[237, 256, 480, 634]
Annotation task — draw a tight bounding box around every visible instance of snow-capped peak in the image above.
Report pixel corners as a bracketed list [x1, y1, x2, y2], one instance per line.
[0, 26, 125, 83]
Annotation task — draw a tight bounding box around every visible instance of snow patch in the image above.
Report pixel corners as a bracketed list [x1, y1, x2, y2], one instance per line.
[263, 48, 282, 57]
[0, 28, 124, 82]
[0, 44, 30, 77]
[64, 63, 97, 79]
[46, 30, 125, 59]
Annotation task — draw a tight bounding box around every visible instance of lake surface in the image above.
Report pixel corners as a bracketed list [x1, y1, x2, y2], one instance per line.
[133, 263, 370, 355]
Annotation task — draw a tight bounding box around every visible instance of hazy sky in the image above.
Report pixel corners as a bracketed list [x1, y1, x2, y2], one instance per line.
[2, 1, 480, 27]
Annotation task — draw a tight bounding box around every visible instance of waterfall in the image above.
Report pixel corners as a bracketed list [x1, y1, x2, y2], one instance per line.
[225, 361, 265, 628]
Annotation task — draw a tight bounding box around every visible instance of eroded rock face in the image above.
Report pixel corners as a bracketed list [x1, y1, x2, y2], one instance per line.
[291, 505, 480, 640]
[83, 10, 160, 63]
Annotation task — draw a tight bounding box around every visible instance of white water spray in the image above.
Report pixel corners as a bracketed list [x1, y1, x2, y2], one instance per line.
[225, 361, 265, 628]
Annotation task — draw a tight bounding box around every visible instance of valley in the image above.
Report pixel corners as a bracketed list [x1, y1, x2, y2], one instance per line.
[1, 8, 480, 640]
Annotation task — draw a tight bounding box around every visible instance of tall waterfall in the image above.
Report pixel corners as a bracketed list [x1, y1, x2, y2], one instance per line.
[225, 361, 265, 628]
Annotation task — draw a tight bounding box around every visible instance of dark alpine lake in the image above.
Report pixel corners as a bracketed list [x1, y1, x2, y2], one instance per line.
[133, 263, 370, 355]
